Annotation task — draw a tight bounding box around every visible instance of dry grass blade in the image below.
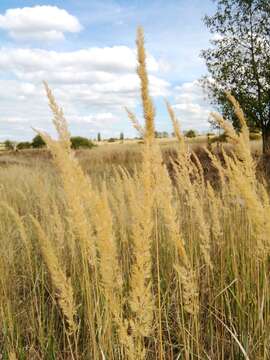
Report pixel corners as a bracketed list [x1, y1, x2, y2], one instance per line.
[211, 311, 250, 360]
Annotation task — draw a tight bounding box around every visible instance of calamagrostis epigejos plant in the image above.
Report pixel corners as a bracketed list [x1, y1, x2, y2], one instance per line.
[166, 101, 213, 270]
[42, 82, 96, 266]
[125, 26, 156, 359]
[2, 27, 270, 360]
[31, 216, 77, 335]
[210, 94, 270, 256]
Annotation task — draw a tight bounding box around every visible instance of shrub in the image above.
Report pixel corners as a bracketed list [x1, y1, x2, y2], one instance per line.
[32, 135, 46, 148]
[71, 136, 95, 149]
[4, 140, 15, 150]
[108, 137, 116, 143]
[17, 141, 32, 150]
[209, 132, 228, 143]
[185, 129, 196, 138]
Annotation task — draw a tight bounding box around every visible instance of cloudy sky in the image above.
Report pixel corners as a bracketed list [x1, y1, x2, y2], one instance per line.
[0, 0, 215, 141]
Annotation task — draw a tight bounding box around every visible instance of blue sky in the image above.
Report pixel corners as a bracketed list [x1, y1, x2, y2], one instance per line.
[0, 0, 215, 140]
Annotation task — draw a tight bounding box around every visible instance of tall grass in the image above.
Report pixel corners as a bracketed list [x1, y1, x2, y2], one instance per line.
[1, 27, 270, 359]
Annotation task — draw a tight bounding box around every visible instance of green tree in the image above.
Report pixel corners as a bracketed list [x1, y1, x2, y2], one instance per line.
[162, 131, 169, 138]
[108, 137, 116, 143]
[17, 141, 32, 150]
[4, 140, 15, 150]
[32, 135, 46, 148]
[120, 132, 124, 141]
[185, 129, 196, 138]
[97, 132, 101, 142]
[201, 0, 270, 153]
[71, 136, 95, 149]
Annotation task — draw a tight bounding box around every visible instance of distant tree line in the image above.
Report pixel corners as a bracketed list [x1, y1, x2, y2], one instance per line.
[4, 135, 96, 151]
[3, 129, 201, 151]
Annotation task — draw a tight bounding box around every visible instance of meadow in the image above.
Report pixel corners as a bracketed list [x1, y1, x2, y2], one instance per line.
[1, 28, 270, 359]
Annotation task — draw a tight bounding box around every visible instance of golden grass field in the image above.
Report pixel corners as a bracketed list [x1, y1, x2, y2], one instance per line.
[1, 28, 270, 359]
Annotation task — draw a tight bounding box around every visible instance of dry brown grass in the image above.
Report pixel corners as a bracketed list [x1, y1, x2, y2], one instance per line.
[1, 28, 270, 360]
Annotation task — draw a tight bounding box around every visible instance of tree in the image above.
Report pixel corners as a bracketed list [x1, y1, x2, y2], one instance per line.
[185, 129, 196, 138]
[17, 141, 32, 150]
[162, 131, 169, 138]
[201, 0, 270, 153]
[70, 136, 95, 149]
[154, 131, 167, 138]
[120, 132, 124, 141]
[97, 132, 101, 142]
[32, 135, 46, 148]
[108, 137, 116, 143]
[4, 140, 15, 150]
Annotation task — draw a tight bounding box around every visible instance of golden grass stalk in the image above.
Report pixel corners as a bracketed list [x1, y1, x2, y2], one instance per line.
[30, 216, 77, 335]
[39, 84, 96, 265]
[155, 159, 199, 315]
[43, 81, 71, 150]
[136, 26, 155, 143]
[225, 91, 249, 145]
[210, 111, 254, 182]
[125, 107, 145, 137]
[122, 26, 158, 359]
[206, 182, 223, 244]
[165, 100, 187, 154]
[0, 201, 32, 268]
[39, 132, 97, 264]
[95, 184, 122, 294]
[210, 102, 270, 256]
[167, 103, 212, 269]
[94, 183, 125, 346]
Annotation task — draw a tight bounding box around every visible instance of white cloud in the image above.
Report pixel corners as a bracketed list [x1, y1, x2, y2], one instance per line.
[0, 46, 171, 140]
[172, 80, 212, 132]
[0, 6, 82, 41]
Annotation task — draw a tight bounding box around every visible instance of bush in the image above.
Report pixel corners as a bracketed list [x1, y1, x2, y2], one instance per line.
[4, 140, 15, 150]
[185, 129, 196, 138]
[71, 136, 95, 149]
[32, 135, 46, 148]
[17, 141, 32, 150]
[108, 138, 116, 143]
[209, 133, 228, 144]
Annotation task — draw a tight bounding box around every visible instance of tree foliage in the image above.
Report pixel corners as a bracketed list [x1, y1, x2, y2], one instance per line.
[201, 0, 270, 152]
[32, 135, 46, 148]
[185, 129, 196, 138]
[70, 136, 95, 149]
[4, 140, 15, 150]
[17, 141, 32, 150]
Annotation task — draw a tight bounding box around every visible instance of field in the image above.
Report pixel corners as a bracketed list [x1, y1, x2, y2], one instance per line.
[1, 28, 270, 360]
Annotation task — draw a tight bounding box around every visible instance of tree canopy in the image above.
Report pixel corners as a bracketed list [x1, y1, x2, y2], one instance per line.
[201, 0, 270, 152]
